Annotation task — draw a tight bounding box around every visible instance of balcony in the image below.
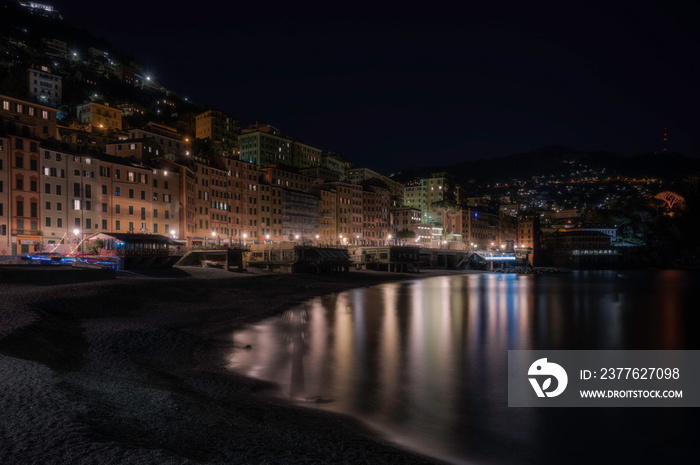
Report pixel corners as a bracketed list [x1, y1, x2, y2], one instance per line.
[12, 229, 41, 236]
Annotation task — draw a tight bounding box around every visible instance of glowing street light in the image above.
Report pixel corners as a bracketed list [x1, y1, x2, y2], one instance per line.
[73, 228, 81, 255]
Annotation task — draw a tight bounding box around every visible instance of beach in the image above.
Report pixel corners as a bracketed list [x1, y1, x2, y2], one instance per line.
[0, 267, 464, 464]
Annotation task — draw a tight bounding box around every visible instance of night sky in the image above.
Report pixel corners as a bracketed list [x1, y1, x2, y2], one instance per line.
[55, 1, 700, 173]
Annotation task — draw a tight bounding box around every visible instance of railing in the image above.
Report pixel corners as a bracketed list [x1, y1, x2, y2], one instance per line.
[12, 229, 41, 236]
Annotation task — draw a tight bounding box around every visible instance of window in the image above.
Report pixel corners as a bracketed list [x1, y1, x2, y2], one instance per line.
[30, 180, 37, 192]
[115, 204, 121, 214]
[45, 183, 51, 194]
[45, 217, 51, 227]
[30, 202, 37, 218]
[102, 220, 107, 230]
[102, 185, 107, 195]
[56, 184, 61, 195]
[140, 190, 145, 200]
[16, 178, 23, 190]
[128, 172, 134, 182]
[74, 183, 81, 198]
[153, 224, 158, 233]
[115, 220, 120, 231]
[128, 189, 134, 199]
[141, 207, 146, 220]
[128, 206, 133, 215]
[85, 185, 91, 199]
[15, 155, 23, 168]
[85, 201, 91, 211]
[115, 169, 121, 180]
[56, 218, 62, 228]
[115, 187, 120, 196]
[42, 110, 48, 119]
[102, 203, 107, 213]
[45, 201, 50, 210]
[86, 218, 91, 229]
[73, 200, 81, 210]
[56, 202, 62, 211]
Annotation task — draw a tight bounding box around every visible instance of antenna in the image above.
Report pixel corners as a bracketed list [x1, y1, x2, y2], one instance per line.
[662, 127, 668, 152]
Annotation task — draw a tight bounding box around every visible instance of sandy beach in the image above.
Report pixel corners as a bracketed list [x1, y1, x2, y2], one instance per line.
[0, 267, 468, 464]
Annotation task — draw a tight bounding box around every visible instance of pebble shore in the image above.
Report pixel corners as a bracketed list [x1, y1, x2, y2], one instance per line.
[0, 267, 463, 464]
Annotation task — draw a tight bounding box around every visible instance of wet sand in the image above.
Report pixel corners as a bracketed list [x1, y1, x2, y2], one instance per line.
[0, 267, 471, 464]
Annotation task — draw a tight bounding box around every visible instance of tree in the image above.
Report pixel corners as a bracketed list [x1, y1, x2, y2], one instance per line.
[430, 200, 459, 238]
[88, 238, 105, 254]
[654, 191, 686, 213]
[396, 229, 416, 245]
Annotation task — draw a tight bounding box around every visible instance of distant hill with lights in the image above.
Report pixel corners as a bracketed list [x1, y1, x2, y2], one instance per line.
[391, 146, 700, 185]
[0, 0, 201, 125]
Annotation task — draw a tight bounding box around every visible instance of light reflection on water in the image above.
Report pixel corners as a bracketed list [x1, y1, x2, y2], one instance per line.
[229, 271, 700, 464]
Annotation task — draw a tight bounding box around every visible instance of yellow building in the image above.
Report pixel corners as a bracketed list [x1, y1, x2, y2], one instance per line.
[76, 101, 123, 131]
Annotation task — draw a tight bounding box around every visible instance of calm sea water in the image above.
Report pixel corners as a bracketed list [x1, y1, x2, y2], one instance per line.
[229, 271, 700, 464]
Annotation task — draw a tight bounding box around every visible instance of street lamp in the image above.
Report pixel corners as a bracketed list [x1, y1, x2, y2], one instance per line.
[211, 231, 216, 249]
[73, 228, 81, 255]
[242, 233, 247, 247]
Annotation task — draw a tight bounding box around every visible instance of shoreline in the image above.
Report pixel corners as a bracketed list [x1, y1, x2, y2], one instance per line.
[0, 267, 470, 464]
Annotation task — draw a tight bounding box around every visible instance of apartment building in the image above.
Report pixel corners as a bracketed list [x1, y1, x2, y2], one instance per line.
[76, 101, 123, 131]
[8, 135, 41, 254]
[0, 137, 10, 253]
[195, 109, 240, 157]
[258, 182, 284, 242]
[209, 163, 230, 243]
[239, 124, 292, 168]
[316, 187, 337, 245]
[223, 157, 259, 243]
[260, 166, 316, 192]
[291, 141, 322, 169]
[329, 182, 362, 242]
[362, 184, 390, 246]
[28, 66, 62, 107]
